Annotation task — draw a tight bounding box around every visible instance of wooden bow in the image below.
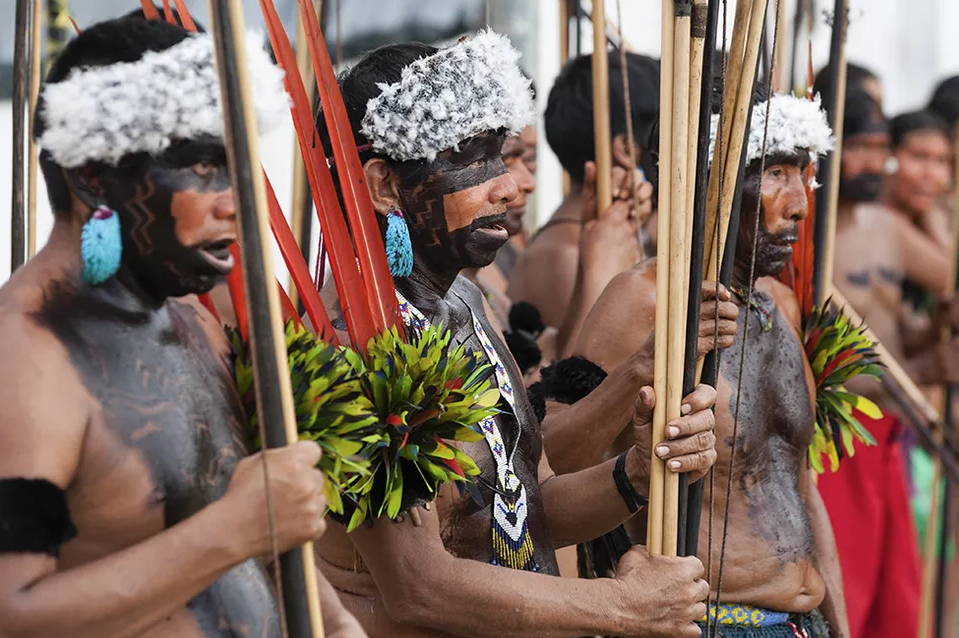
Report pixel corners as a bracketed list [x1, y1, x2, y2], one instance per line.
[205, 1, 326, 635]
[811, 0, 849, 306]
[11, 0, 32, 273]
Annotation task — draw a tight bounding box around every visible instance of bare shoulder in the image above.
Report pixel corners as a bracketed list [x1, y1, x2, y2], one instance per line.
[573, 258, 658, 370]
[0, 310, 89, 485]
[758, 277, 802, 333]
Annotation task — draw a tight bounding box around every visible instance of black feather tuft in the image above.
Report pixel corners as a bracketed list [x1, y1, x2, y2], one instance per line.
[509, 301, 545, 336]
[527, 356, 608, 406]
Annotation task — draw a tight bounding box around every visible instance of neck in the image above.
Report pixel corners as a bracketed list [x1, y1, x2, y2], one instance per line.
[47, 214, 166, 314]
[395, 257, 459, 316]
[462, 267, 479, 282]
[555, 189, 585, 221]
[731, 257, 755, 291]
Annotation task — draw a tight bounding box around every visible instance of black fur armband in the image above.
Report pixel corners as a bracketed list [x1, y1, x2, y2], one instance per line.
[526, 356, 608, 422]
[0, 478, 77, 556]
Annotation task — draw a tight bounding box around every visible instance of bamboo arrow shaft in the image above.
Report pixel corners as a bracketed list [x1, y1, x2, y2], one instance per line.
[680, 0, 713, 558]
[648, 0, 675, 556]
[922, 127, 959, 638]
[813, 0, 848, 306]
[27, 0, 41, 259]
[207, 1, 324, 636]
[11, 0, 30, 274]
[591, 0, 613, 217]
[705, 0, 768, 284]
[663, 0, 693, 558]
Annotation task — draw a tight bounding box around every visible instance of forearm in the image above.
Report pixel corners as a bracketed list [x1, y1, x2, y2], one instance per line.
[372, 549, 628, 638]
[541, 447, 647, 548]
[807, 477, 849, 638]
[541, 360, 651, 475]
[0, 500, 244, 638]
[541, 391, 635, 474]
[315, 567, 368, 638]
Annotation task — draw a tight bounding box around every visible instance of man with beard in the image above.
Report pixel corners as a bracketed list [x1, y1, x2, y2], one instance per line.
[574, 92, 849, 638]
[314, 33, 722, 638]
[0, 17, 364, 638]
[818, 87, 959, 638]
[464, 124, 557, 380]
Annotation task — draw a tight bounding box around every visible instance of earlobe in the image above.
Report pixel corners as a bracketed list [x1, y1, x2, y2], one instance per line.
[612, 134, 640, 170]
[363, 158, 402, 216]
[67, 164, 106, 212]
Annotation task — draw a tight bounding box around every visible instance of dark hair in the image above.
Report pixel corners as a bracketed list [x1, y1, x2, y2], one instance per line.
[316, 41, 438, 192]
[813, 62, 878, 106]
[122, 5, 206, 31]
[843, 88, 886, 139]
[544, 51, 660, 183]
[889, 110, 949, 149]
[928, 76, 959, 130]
[34, 18, 192, 214]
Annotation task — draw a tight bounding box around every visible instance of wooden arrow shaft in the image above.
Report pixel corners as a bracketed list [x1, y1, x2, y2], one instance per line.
[206, 1, 324, 635]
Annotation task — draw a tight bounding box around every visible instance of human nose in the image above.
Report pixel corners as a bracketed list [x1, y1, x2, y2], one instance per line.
[215, 189, 238, 221]
[514, 162, 536, 195]
[490, 171, 520, 205]
[784, 177, 809, 222]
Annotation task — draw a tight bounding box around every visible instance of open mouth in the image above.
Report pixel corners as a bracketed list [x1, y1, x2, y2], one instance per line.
[198, 238, 236, 274]
[473, 213, 509, 237]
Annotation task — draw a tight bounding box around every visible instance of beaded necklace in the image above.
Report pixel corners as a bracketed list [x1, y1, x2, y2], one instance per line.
[730, 284, 774, 332]
[395, 289, 538, 571]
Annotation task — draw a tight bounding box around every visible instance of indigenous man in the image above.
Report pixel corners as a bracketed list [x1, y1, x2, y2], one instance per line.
[0, 17, 362, 638]
[818, 86, 959, 638]
[315, 33, 720, 638]
[575, 92, 849, 638]
[508, 51, 659, 356]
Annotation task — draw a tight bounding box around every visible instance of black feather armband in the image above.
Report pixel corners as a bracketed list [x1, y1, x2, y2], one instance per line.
[526, 356, 608, 422]
[0, 478, 77, 557]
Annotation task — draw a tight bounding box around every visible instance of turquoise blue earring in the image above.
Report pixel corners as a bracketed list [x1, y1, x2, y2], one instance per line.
[385, 207, 413, 278]
[80, 206, 122, 285]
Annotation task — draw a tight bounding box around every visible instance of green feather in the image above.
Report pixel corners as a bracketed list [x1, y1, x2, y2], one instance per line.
[803, 301, 884, 472]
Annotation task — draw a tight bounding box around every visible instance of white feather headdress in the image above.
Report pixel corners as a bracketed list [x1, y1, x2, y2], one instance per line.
[709, 93, 834, 166]
[361, 29, 536, 163]
[38, 30, 289, 168]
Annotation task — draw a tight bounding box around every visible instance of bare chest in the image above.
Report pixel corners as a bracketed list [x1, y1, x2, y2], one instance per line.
[52, 303, 248, 540]
[716, 297, 815, 475]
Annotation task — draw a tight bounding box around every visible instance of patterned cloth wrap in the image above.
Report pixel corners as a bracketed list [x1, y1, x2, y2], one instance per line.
[695, 606, 831, 638]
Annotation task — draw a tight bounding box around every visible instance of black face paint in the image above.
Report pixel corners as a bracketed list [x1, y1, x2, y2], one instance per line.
[397, 131, 511, 277]
[735, 159, 804, 283]
[839, 173, 885, 202]
[95, 139, 234, 301]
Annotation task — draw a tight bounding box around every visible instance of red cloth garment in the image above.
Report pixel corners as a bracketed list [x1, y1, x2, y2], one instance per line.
[817, 412, 921, 638]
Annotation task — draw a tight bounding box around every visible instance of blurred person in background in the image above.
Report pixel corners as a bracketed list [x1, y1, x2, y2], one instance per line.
[508, 51, 657, 358]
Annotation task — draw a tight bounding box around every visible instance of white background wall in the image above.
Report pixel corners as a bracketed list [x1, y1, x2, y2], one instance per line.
[2, 0, 959, 283]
